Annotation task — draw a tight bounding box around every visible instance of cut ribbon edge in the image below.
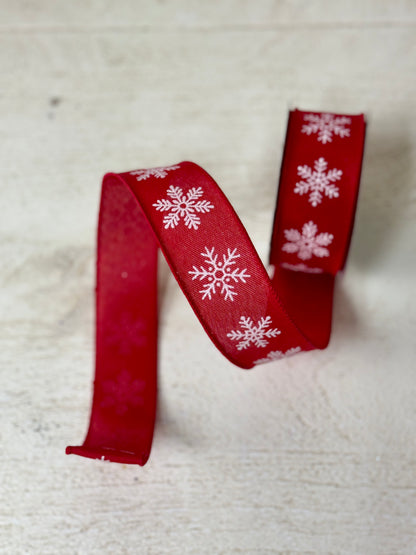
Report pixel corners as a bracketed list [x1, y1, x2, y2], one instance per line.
[66, 109, 366, 465]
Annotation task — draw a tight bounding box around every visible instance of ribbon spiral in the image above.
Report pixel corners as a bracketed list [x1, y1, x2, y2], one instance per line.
[67, 109, 366, 465]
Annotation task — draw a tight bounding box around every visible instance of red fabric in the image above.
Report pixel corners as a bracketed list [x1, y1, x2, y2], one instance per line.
[66, 109, 366, 465]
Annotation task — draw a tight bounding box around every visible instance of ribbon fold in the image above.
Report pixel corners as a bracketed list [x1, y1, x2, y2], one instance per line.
[66, 109, 366, 465]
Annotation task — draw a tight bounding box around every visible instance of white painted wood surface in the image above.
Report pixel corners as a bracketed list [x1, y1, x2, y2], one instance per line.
[1, 2, 416, 553]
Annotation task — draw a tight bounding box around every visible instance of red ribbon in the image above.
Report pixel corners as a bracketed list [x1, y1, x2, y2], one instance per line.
[66, 109, 366, 465]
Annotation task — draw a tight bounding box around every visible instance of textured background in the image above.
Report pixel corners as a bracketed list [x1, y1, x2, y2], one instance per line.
[1, 1, 416, 553]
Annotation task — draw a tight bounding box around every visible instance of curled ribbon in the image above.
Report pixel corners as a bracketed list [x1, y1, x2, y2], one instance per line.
[66, 109, 366, 465]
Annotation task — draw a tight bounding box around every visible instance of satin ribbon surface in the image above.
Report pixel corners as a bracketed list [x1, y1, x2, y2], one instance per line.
[66, 109, 366, 465]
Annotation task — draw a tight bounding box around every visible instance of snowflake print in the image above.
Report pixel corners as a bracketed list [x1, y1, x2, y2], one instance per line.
[188, 247, 250, 301]
[282, 221, 333, 261]
[227, 316, 281, 350]
[280, 262, 323, 274]
[295, 157, 342, 207]
[302, 113, 351, 144]
[130, 164, 180, 181]
[153, 185, 214, 230]
[254, 346, 302, 365]
[100, 370, 145, 416]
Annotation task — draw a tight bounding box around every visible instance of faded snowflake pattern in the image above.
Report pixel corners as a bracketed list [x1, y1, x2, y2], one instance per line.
[254, 346, 302, 365]
[153, 185, 214, 230]
[106, 313, 146, 355]
[280, 262, 323, 274]
[295, 157, 342, 207]
[189, 247, 250, 301]
[302, 113, 351, 144]
[227, 316, 281, 350]
[130, 164, 180, 181]
[282, 220, 333, 261]
[100, 370, 145, 416]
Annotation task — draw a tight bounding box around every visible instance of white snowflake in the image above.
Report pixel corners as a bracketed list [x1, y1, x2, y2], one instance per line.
[152, 185, 214, 230]
[188, 247, 250, 301]
[227, 316, 281, 351]
[302, 113, 351, 144]
[280, 262, 323, 274]
[282, 220, 333, 261]
[295, 157, 342, 207]
[130, 164, 180, 181]
[254, 346, 302, 365]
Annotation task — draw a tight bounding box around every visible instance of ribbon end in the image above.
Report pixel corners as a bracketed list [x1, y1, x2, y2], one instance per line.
[65, 444, 150, 466]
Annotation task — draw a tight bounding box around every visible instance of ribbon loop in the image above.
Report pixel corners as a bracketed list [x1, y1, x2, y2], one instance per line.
[67, 109, 366, 465]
